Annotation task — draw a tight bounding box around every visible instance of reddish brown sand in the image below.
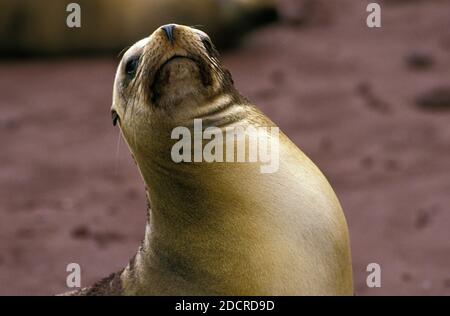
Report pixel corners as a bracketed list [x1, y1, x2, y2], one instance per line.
[0, 0, 449, 295]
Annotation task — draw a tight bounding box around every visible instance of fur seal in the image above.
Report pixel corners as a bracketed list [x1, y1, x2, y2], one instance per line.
[0, 0, 277, 56]
[68, 24, 353, 295]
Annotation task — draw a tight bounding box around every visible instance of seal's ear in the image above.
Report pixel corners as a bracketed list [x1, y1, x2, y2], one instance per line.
[111, 110, 119, 126]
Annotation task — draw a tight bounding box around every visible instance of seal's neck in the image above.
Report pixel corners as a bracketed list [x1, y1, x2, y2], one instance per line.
[121, 95, 274, 294]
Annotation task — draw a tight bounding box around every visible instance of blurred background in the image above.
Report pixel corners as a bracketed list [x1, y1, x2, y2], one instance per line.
[0, 0, 449, 295]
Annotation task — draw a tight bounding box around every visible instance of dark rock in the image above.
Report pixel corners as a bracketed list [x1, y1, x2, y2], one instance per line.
[361, 156, 375, 169]
[278, 0, 335, 27]
[71, 225, 91, 239]
[92, 231, 125, 248]
[401, 272, 413, 283]
[417, 87, 450, 110]
[356, 82, 392, 114]
[405, 51, 434, 70]
[414, 209, 431, 230]
[278, 0, 313, 25]
[384, 159, 399, 171]
[444, 278, 450, 288]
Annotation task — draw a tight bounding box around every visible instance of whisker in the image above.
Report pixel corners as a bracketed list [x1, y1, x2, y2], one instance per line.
[190, 25, 205, 30]
[114, 127, 123, 175]
[118, 46, 131, 58]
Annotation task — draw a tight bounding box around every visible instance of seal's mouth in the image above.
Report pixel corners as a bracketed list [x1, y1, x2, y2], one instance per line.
[157, 55, 197, 73]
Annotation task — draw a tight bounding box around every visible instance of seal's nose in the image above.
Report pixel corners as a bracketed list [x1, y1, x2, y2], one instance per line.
[161, 24, 175, 44]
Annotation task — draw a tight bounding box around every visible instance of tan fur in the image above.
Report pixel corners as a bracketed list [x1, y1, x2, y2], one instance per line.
[106, 24, 353, 295]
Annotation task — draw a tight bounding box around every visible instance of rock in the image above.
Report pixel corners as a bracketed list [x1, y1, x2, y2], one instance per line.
[405, 51, 434, 70]
[71, 225, 91, 239]
[0, 115, 21, 130]
[414, 209, 431, 230]
[416, 87, 450, 110]
[384, 159, 399, 171]
[401, 272, 412, 283]
[277, 0, 335, 27]
[70, 225, 124, 248]
[444, 278, 450, 288]
[356, 82, 392, 114]
[361, 156, 375, 169]
[278, 0, 313, 25]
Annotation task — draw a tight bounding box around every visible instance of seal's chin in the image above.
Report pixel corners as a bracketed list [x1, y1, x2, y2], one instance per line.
[159, 55, 197, 72]
[148, 55, 197, 91]
[148, 54, 213, 104]
[152, 55, 197, 82]
[145, 54, 211, 105]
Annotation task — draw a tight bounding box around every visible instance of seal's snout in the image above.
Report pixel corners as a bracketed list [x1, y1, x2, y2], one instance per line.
[161, 24, 175, 44]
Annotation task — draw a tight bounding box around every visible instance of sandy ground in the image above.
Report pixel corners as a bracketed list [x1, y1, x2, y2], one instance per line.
[1, 0, 449, 295]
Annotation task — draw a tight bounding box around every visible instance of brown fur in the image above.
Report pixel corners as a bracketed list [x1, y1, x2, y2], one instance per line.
[67, 24, 353, 295]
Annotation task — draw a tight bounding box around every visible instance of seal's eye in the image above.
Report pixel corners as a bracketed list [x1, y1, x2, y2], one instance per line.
[201, 38, 213, 55]
[125, 55, 140, 76]
[200, 37, 219, 58]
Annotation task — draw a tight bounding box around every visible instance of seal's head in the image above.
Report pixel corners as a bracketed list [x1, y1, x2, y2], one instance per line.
[111, 24, 241, 183]
[111, 24, 234, 128]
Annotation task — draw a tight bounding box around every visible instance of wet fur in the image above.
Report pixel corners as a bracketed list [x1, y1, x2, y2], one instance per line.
[66, 25, 353, 296]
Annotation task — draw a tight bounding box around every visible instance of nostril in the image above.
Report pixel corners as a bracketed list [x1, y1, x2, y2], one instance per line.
[161, 24, 175, 44]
